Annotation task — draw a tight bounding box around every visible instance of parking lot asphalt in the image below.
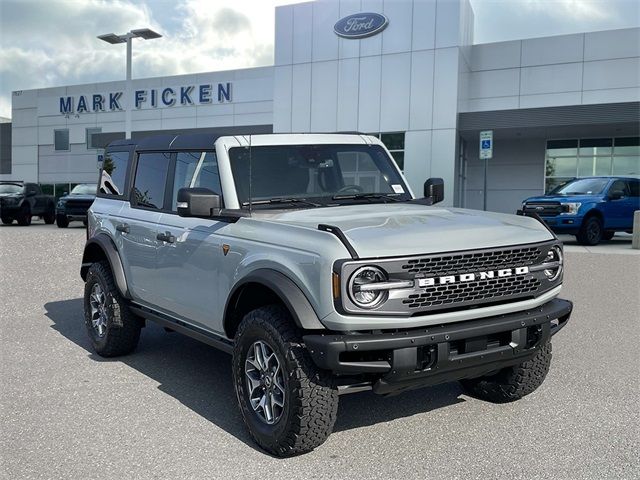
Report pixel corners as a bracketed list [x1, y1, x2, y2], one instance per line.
[1, 221, 639, 480]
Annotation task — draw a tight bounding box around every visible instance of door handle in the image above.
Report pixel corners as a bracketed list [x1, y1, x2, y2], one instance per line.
[116, 223, 130, 234]
[157, 231, 176, 243]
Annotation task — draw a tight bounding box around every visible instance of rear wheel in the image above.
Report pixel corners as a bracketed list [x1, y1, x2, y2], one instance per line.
[16, 204, 32, 226]
[56, 215, 69, 228]
[84, 261, 142, 357]
[1, 216, 12, 225]
[232, 305, 339, 457]
[576, 216, 603, 245]
[460, 343, 552, 403]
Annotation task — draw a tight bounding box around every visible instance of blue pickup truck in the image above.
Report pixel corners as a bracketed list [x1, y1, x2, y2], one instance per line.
[522, 176, 639, 245]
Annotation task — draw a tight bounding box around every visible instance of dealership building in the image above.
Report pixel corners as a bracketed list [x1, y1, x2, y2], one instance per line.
[2, 0, 639, 212]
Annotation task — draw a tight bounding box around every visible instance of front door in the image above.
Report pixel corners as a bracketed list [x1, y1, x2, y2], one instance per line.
[154, 150, 227, 334]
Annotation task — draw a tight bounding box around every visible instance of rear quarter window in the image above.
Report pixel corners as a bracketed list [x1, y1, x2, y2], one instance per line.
[100, 150, 130, 197]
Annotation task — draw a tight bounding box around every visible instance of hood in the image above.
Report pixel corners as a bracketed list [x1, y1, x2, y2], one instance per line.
[524, 194, 603, 203]
[253, 203, 554, 258]
[60, 194, 96, 201]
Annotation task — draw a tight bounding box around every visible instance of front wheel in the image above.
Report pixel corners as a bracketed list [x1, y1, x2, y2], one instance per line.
[576, 216, 603, 245]
[460, 343, 552, 403]
[56, 214, 69, 228]
[84, 261, 142, 357]
[232, 305, 339, 457]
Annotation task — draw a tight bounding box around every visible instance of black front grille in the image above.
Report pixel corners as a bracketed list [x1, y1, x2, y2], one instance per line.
[401, 246, 541, 276]
[523, 202, 561, 216]
[402, 276, 541, 310]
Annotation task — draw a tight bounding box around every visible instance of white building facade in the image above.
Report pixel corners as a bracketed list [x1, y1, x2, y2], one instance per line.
[4, 0, 639, 212]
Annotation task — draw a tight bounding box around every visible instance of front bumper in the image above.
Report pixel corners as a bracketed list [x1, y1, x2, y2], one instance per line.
[536, 215, 583, 234]
[304, 298, 572, 395]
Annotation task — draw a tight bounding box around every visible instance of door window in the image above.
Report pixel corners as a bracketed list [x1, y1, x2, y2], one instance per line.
[100, 151, 129, 197]
[170, 151, 222, 211]
[609, 180, 630, 197]
[133, 152, 171, 210]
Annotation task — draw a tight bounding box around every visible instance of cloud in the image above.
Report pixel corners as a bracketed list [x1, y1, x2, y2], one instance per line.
[0, 0, 296, 117]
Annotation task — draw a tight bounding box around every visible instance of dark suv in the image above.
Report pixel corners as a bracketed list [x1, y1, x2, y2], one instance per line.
[522, 176, 640, 245]
[0, 181, 56, 226]
[56, 183, 98, 228]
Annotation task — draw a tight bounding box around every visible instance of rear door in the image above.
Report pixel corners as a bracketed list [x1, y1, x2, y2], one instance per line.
[603, 179, 633, 229]
[114, 151, 172, 306]
[154, 150, 226, 333]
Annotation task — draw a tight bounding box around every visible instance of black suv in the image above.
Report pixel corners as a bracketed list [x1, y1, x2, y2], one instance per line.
[0, 181, 56, 226]
[56, 183, 98, 228]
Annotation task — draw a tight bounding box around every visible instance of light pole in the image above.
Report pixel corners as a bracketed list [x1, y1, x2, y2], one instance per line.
[97, 29, 162, 139]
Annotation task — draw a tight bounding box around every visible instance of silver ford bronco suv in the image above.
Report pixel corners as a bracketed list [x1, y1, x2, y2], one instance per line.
[81, 133, 572, 456]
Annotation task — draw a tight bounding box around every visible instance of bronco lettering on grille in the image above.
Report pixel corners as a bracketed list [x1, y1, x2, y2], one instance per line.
[417, 266, 530, 288]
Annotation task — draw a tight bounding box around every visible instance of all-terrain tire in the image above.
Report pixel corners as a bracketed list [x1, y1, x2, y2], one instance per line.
[232, 305, 339, 457]
[43, 206, 56, 224]
[56, 214, 69, 228]
[16, 204, 32, 226]
[460, 343, 552, 403]
[84, 261, 142, 357]
[1, 216, 12, 225]
[576, 216, 603, 245]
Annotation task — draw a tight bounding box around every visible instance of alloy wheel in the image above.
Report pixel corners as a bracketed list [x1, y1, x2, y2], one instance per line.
[89, 283, 108, 337]
[245, 340, 286, 424]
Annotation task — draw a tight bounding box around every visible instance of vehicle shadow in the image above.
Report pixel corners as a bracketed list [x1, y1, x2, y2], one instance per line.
[44, 298, 465, 448]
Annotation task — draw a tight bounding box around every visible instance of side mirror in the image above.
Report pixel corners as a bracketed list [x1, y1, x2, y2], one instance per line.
[608, 190, 624, 200]
[177, 187, 221, 218]
[424, 178, 444, 204]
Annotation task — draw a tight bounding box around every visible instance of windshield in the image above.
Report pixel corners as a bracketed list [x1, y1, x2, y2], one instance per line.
[551, 178, 609, 195]
[229, 144, 409, 207]
[70, 184, 98, 195]
[0, 184, 23, 194]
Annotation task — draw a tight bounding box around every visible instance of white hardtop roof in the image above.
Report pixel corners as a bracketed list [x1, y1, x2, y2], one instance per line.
[217, 133, 383, 148]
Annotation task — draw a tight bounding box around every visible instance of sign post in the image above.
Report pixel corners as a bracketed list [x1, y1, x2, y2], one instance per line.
[479, 130, 493, 211]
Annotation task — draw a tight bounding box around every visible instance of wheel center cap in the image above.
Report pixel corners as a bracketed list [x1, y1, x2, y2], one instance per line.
[264, 375, 272, 387]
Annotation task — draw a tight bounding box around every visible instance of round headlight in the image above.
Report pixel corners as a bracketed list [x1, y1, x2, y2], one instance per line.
[348, 266, 388, 309]
[543, 245, 563, 281]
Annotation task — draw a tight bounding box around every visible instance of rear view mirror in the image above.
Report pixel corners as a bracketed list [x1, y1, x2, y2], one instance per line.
[177, 187, 221, 218]
[424, 178, 444, 204]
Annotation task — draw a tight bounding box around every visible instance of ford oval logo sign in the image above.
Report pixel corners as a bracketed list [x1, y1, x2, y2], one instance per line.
[334, 12, 388, 39]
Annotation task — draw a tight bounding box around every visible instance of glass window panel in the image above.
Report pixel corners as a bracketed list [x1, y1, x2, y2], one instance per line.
[579, 146, 612, 156]
[40, 184, 54, 196]
[577, 157, 594, 177]
[546, 148, 577, 157]
[613, 145, 640, 155]
[627, 180, 639, 197]
[614, 137, 639, 147]
[390, 151, 404, 170]
[612, 156, 640, 175]
[380, 132, 405, 151]
[595, 157, 612, 176]
[171, 151, 222, 211]
[54, 129, 69, 151]
[100, 150, 129, 196]
[86, 127, 102, 149]
[545, 177, 572, 194]
[133, 152, 171, 210]
[547, 139, 577, 150]
[579, 138, 612, 148]
[54, 183, 70, 199]
[546, 157, 577, 177]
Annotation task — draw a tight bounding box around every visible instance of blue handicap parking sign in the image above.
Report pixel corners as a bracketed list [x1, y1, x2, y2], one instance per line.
[481, 139, 491, 149]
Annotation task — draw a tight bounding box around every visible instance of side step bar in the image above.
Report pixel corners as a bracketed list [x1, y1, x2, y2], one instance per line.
[129, 304, 233, 354]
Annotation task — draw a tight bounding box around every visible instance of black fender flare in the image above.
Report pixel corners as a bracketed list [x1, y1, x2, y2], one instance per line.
[80, 233, 131, 299]
[224, 269, 326, 335]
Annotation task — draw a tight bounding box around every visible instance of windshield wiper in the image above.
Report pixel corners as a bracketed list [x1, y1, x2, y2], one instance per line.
[242, 197, 323, 208]
[331, 193, 403, 203]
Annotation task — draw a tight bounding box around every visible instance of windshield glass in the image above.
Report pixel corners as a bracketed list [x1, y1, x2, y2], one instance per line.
[551, 178, 609, 195]
[70, 184, 98, 195]
[0, 184, 23, 194]
[229, 144, 409, 207]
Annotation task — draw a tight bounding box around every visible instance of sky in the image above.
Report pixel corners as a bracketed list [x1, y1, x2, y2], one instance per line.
[0, 0, 639, 119]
